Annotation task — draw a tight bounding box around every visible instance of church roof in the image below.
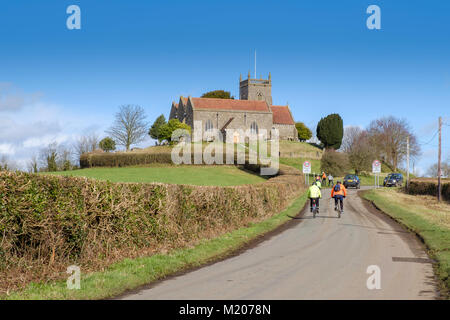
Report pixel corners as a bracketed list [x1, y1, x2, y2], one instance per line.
[271, 105, 295, 125]
[191, 98, 270, 112]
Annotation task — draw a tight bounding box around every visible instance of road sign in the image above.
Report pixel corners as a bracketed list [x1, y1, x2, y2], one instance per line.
[303, 161, 311, 174]
[372, 160, 381, 173]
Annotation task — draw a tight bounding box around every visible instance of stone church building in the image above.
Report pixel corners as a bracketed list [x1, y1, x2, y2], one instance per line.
[169, 73, 297, 142]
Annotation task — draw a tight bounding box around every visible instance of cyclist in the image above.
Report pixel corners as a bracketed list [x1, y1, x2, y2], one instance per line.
[331, 180, 347, 213]
[321, 172, 327, 184]
[307, 181, 322, 213]
[314, 175, 322, 189]
[328, 173, 334, 187]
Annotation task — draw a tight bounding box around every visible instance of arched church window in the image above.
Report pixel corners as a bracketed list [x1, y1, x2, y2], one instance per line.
[250, 121, 258, 135]
[205, 119, 213, 132]
[257, 92, 263, 100]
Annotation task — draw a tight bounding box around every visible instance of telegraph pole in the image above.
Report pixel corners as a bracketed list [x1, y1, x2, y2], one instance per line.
[406, 136, 410, 190]
[438, 116, 442, 202]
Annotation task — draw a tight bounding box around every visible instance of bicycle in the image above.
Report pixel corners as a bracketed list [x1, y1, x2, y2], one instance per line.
[334, 201, 343, 218]
[312, 198, 319, 218]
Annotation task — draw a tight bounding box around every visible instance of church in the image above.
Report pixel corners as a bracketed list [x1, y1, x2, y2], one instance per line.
[169, 73, 297, 142]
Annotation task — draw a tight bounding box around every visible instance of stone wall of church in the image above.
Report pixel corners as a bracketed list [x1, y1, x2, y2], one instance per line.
[193, 109, 273, 141]
[169, 104, 178, 120]
[273, 124, 298, 141]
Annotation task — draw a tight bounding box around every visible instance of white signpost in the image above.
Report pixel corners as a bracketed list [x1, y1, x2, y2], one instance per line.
[372, 160, 381, 188]
[303, 161, 311, 185]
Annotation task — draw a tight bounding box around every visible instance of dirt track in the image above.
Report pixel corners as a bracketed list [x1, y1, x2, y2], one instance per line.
[121, 186, 437, 300]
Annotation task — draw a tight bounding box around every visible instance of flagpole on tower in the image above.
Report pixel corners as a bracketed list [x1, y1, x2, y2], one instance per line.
[254, 50, 256, 79]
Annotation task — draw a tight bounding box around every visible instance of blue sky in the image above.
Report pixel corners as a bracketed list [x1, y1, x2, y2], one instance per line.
[0, 0, 449, 174]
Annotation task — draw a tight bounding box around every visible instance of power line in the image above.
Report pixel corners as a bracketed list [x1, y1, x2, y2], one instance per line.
[418, 129, 439, 146]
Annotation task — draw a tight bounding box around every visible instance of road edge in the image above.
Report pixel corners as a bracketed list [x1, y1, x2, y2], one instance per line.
[114, 191, 309, 299]
[359, 189, 448, 300]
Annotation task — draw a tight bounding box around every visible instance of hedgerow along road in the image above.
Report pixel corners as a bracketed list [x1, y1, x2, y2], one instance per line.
[121, 186, 437, 299]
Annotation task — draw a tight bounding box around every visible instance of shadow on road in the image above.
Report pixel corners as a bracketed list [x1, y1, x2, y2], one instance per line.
[288, 214, 340, 220]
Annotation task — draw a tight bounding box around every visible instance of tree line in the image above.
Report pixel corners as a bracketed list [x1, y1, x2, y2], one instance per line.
[314, 113, 423, 176]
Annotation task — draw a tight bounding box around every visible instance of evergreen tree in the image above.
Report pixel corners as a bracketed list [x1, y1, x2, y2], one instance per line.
[149, 114, 167, 144]
[316, 113, 344, 150]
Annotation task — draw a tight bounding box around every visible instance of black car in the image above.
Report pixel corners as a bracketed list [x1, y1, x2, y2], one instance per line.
[383, 173, 403, 187]
[343, 174, 360, 189]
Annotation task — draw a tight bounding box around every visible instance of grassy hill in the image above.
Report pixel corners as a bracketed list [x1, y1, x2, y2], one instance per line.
[47, 165, 267, 186]
[135, 141, 323, 158]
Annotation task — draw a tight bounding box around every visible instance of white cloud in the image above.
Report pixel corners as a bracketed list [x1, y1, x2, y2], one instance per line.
[0, 84, 106, 170]
[23, 134, 71, 149]
[0, 82, 41, 112]
[0, 143, 15, 155]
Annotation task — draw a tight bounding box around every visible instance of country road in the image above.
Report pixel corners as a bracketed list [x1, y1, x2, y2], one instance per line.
[121, 186, 437, 300]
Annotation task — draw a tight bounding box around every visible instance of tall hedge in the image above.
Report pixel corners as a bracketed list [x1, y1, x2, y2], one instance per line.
[0, 166, 303, 293]
[406, 180, 450, 201]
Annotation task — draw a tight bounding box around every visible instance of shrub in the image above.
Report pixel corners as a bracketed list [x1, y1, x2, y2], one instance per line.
[407, 180, 450, 201]
[158, 119, 191, 144]
[99, 137, 116, 152]
[320, 149, 350, 176]
[0, 166, 303, 292]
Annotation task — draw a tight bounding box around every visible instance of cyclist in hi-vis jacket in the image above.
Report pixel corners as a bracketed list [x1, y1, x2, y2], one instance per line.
[307, 181, 322, 213]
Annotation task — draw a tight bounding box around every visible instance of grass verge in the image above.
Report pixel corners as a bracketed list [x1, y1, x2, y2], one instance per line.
[362, 188, 450, 298]
[2, 191, 308, 300]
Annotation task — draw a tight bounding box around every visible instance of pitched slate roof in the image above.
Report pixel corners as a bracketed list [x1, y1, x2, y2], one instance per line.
[271, 105, 295, 125]
[191, 97, 270, 112]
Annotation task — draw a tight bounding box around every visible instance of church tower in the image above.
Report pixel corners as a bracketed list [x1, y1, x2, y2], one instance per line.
[239, 72, 272, 106]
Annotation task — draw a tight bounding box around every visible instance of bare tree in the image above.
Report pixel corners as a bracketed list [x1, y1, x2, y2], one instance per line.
[27, 154, 39, 173]
[74, 133, 99, 158]
[340, 126, 363, 153]
[427, 158, 450, 178]
[39, 142, 59, 172]
[347, 130, 376, 175]
[57, 145, 73, 171]
[0, 155, 16, 171]
[107, 105, 149, 151]
[367, 116, 420, 171]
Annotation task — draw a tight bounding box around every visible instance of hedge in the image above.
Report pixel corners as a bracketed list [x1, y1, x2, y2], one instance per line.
[0, 165, 303, 293]
[80, 151, 277, 168]
[406, 181, 450, 201]
[80, 152, 173, 168]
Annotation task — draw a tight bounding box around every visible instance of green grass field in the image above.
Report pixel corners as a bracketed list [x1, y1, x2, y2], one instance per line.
[363, 188, 450, 298]
[46, 165, 267, 186]
[280, 158, 321, 174]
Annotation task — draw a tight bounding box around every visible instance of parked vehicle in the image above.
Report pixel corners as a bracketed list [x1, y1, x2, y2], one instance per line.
[383, 173, 403, 187]
[343, 174, 360, 189]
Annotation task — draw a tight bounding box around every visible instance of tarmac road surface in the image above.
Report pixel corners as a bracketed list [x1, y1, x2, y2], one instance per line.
[121, 186, 437, 300]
